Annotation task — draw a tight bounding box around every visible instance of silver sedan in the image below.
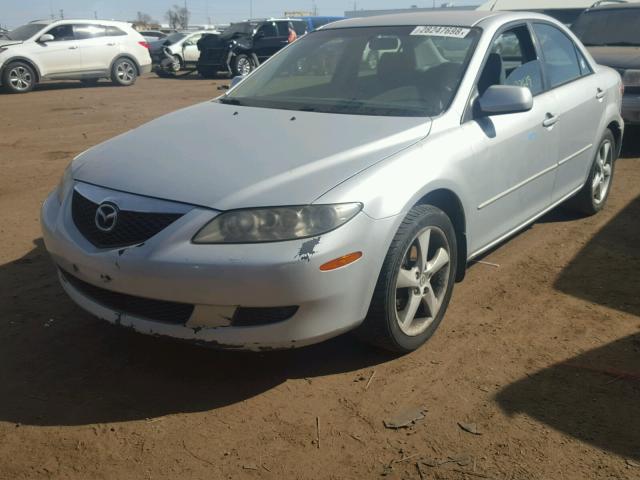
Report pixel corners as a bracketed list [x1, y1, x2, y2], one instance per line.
[42, 11, 623, 352]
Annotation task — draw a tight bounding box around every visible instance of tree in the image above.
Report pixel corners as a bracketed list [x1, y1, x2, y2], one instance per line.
[165, 5, 190, 30]
[136, 11, 153, 24]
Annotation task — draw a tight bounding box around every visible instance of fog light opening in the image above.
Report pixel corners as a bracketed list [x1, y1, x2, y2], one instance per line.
[320, 252, 363, 271]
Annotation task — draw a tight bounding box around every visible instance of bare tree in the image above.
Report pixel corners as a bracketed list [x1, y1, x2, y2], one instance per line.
[165, 5, 190, 30]
[136, 11, 153, 24]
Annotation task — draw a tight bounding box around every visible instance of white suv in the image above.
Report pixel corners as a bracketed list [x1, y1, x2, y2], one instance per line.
[0, 19, 152, 93]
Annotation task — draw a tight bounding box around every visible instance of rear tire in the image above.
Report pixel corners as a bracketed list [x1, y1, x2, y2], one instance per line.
[566, 129, 616, 216]
[111, 58, 138, 86]
[2, 61, 36, 93]
[355, 205, 457, 353]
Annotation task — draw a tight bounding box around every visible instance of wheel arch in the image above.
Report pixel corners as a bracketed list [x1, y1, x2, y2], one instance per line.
[109, 55, 141, 75]
[415, 188, 468, 282]
[606, 120, 623, 159]
[1, 57, 41, 83]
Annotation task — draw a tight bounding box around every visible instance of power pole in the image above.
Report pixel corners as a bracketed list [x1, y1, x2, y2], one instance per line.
[249, 0, 253, 19]
[94, 11, 97, 19]
[59, 9, 64, 19]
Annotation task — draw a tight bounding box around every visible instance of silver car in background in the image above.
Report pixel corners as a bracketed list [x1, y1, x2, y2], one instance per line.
[42, 11, 623, 352]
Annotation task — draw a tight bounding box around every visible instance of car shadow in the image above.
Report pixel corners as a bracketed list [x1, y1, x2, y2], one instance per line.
[554, 194, 640, 317]
[496, 194, 640, 461]
[495, 334, 640, 461]
[29, 81, 119, 92]
[0, 238, 394, 427]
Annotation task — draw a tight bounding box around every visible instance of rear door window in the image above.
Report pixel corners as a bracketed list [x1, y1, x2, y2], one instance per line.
[106, 26, 127, 36]
[74, 24, 106, 40]
[533, 23, 582, 88]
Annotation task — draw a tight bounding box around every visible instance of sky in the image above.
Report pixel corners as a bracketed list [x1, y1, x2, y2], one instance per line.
[0, 0, 481, 29]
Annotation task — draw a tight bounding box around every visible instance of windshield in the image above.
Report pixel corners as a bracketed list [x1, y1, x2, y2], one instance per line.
[224, 22, 258, 36]
[572, 9, 640, 46]
[223, 26, 480, 117]
[4, 23, 45, 41]
[165, 32, 187, 44]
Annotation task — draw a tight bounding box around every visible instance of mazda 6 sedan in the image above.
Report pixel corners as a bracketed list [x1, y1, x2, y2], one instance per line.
[42, 11, 624, 352]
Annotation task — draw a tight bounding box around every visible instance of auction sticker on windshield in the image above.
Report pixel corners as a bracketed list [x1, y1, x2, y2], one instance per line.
[411, 26, 471, 38]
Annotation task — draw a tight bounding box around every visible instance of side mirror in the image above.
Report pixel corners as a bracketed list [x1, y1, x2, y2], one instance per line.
[254, 31, 265, 39]
[38, 33, 54, 43]
[478, 85, 533, 115]
[230, 75, 246, 88]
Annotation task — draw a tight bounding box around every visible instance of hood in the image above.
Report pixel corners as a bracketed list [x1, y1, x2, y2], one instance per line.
[587, 46, 640, 70]
[73, 101, 430, 210]
[0, 39, 22, 48]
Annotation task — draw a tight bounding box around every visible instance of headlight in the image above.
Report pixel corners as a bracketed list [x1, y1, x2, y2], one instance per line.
[56, 165, 74, 204]
[193, 203, 362, 244]
[622, 69, 640, 88]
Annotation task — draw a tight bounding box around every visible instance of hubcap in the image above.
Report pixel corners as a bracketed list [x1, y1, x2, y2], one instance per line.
[394, 226, 451, 337]
[116, 62, 135, 83]
[9, 66, 32, 91]
[592, 139, 613, 205]
[237, 57, 252, 75]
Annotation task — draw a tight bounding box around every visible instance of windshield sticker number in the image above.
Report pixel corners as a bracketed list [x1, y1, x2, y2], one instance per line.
[411, 26, 470, 38]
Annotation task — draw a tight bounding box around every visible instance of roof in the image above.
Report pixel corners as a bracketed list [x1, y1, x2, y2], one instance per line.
[327, 10, 502, 29]
[30, 18, 131, 26]
[477, 0, 640, 10]
[587, 1, 640, 9]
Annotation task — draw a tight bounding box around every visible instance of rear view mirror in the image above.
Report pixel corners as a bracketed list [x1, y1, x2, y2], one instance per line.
[39, 34, 54, 43]
[369, 36, 400, 51]
[479, 85, 533, 115]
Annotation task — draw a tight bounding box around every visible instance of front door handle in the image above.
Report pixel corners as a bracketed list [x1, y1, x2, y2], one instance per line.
[68, 45, 78, 50]
[106, 42, 116, 46]
[543, 113, 559, 128]
[596, 88, 605, 100]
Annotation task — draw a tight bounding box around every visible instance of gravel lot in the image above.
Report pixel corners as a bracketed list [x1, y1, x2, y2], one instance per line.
[0, 74, 639, 480]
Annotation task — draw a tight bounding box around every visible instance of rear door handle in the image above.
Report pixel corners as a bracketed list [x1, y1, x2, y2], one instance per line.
[596, 88, 605, 100]
[68, 45, 78, 50]
[106, 42, 116, 46]
[543, 113, 559, 128]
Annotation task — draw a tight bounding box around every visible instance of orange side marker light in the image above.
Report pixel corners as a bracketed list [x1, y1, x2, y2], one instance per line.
[319, 252, 363, 271]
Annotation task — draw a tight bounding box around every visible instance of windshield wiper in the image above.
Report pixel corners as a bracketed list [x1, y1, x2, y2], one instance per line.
[218, 97, 243, 106]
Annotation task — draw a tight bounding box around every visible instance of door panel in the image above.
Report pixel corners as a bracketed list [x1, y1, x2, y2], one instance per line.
[74, 24, 119, 72]
[30, 24, 80, 76]
[531, 22, 604, 201]
[463, 90, 558, 253]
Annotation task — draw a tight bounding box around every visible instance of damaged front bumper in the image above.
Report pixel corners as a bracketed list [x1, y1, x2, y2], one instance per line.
[41, 184, 397, 350]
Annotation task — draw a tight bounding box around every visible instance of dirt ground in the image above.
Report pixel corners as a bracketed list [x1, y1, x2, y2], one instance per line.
[0, 74, 639, 480]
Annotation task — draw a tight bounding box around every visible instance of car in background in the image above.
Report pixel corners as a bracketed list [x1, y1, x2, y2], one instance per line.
[149, 30, 217, 77]
[0, 19, 151, 93]
[42, 11, 623, 353]
[196, 19, 307, 77]
[572, 2, 640, 124]
[140, 30, 167, 42]
[296, 16, 345, 32]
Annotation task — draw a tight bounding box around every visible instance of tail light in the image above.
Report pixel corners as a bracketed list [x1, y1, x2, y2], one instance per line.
[138, 41, 150, 49]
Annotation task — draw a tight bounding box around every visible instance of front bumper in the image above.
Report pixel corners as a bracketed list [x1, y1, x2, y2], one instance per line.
[41, 185, 398, 350]
[622, 92, 640, 125]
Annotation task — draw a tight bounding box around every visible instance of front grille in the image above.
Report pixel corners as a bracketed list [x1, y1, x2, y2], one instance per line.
[60, 269, 194, 325]
[231, 306, 299, 327]
[71, 190, 183, 249]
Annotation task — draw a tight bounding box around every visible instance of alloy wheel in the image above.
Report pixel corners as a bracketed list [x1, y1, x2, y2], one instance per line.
[116, 61, 136, 83]
[237, 57, 252, 76]
[9, 66, 32, 91]
[592, 139, 613, 205]
[394, 226, 451, 337]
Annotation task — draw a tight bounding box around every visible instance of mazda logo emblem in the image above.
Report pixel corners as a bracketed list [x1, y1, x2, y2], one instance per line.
[95, 203, 119, 232]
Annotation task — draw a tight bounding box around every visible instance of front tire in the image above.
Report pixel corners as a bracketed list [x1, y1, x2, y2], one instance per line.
[567, 129, 616, 215]
[232, 54, 254, 77]
[356, 205, 457, 353]
[2, 61, 36, 93]
[111, 58, 138, 86]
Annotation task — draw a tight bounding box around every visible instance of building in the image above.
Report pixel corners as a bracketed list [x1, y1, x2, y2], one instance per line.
[345, 5, 478, 18]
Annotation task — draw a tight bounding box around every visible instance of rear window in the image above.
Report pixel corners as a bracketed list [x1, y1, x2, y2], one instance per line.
[106, 26, 127, 37]
[572, 9, 640, 46]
